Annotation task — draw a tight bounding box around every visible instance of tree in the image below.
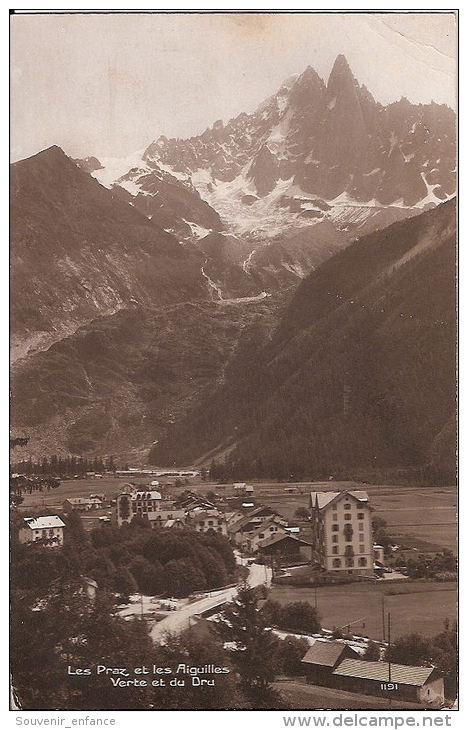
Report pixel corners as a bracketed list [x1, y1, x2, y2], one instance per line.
[215, 584, 281, 706]
[165, 558, 206, 597]
[114, 567, 138, 601]
[385, 633, 431, 666]
[278, 601, 321, 634]
[276, 635, 309, 676]
[261, 599, 283, 627]
[10, 586, 156, 710]
[364, 640, 381, 660]
[158, 630, 247, 709]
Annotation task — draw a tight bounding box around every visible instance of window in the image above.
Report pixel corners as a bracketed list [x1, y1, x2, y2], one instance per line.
[359, 533, 364, 542]
[332, 535, 338, 543]
[199, 521, 205, 526]
[332, 546, 338, 554]
[360, 545, 365, 553]
[332, 523, 339, 531]
[333, 558, 341, 568]
[344, 514, 351, 520]
[208, 520, 214, 526]
[359, 558, 367, 566]
[346, 558, 354, 567]
[359, 523, 364, 531]
[357, 512, 364, 520]
[344, 503, 351, 510]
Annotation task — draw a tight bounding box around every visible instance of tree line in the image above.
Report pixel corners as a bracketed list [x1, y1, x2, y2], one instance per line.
[12, 454, 116, 477]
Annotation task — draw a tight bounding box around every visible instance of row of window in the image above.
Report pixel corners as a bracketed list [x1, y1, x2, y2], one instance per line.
[198, 519, 223, 526]
[332, 544, 367, 554]
[331, 533, 366, 543]
[332, 522, 365, 531]
[332, 557, 367, 568]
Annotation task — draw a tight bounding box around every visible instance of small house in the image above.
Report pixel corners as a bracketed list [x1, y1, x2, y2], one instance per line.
[19, 515, 65, 547]
[257, 533, 313, 562]
[302, 641, 361, 685]
[332, 658, 444, 706]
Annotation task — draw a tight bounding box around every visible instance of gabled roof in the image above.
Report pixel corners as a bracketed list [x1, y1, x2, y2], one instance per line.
[248, 520, 286, 540]
[258, 533, 313, 549]
[188, 509, 224, 521]
[333, 659, 435, 686]
[310, 490, 369, 510]
[23, 516, 65, 530]
[133, 490, 162, 500]
[302, 641, 351, 667]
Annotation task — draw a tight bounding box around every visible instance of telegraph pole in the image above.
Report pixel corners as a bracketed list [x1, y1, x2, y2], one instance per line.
[388, 612, 392, 710]
[381, 593, 386, 641]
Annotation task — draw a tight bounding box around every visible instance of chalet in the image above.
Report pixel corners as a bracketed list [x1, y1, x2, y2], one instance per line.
[245, 520, 288, 553]
[228, 506, 283, 547]
[63, 497, 101, 512]
[147, 509, 186, 529]
[163, 518, 185, 529]
[177, 492, 215, 511]
[331, 658, 444, 707]
[19, 515, 65, 547]
[186, 509, 227, 535]
[302, 641, 361, 685]
[257, 533, 313, 561]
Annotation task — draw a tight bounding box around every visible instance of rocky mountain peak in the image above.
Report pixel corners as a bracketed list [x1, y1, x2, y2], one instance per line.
[327, 54, 356, 90]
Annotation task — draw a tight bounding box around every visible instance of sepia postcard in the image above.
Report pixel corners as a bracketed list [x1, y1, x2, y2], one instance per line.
[9, 9, 457, 713]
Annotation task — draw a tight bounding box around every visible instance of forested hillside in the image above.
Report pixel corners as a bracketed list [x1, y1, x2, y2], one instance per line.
[151, 199, 456, 483]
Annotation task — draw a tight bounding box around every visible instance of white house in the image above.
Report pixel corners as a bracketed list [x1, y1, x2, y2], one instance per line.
[19, 515, 65, 547]
[186, 509, 227, 535]
[115, 490, 162, 526]
[310, 490, 374, 576]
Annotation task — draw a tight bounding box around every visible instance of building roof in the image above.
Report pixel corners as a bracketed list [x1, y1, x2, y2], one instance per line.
[333, 658, 435, 686]
[189, 509, 224, 521]
[258, 533, 313, 549]
[147, 509, 185, 522]
[133, 490, 162, 500]
[248, 520, 286, 540]
[23, 515, 65, 530]
[302, 641, 350, 667]
[310, 490, 369, 510]
[65, 497, 101, 505]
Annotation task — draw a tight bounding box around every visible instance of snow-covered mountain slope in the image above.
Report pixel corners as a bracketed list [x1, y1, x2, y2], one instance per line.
[86, 54, 454, 241]
[75, 55, 455, 292]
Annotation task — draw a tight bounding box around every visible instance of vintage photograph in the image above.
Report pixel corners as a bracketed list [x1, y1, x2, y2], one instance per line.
[10, 10, 457, 711]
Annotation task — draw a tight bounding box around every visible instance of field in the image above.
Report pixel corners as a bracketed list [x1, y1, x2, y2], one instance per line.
[19, 477, 457, 551]
[245, 480, 457, 554]
[269, 580, 457, 640]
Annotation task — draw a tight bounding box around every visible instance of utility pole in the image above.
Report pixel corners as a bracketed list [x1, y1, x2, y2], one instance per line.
[381, 593, 386, 642]
[314, 585, 317, 611]
[388, 612, 392, 710]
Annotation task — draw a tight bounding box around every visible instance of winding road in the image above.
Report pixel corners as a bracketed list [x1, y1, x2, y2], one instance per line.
[150, 561, 271, 643]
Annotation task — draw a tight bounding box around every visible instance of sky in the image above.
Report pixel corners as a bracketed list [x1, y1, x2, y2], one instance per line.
[10, 11, 457, 163]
